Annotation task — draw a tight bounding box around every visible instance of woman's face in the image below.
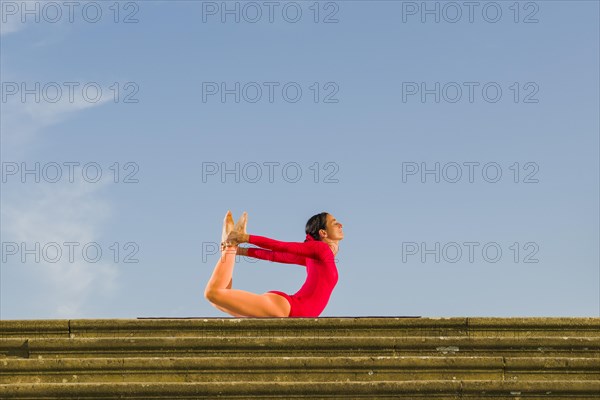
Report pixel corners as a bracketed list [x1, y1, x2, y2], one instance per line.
[322, 214, 344, 241]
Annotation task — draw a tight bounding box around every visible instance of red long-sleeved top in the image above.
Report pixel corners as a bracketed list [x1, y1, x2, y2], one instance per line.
[246, 233, 338, 317]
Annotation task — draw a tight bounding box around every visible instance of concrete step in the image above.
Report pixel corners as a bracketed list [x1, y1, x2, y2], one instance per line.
[1, 356, 598, 384]
[1, 380, 598, 399]
[2, 336, 598, 358]
[1, 317, 599, 338]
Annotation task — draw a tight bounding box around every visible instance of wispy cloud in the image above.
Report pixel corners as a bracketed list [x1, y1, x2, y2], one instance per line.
[1, 181, 118, 317]
[1, 64, 117, 317]
[1, 81, 113, 158]
[0, 15, 26, 36]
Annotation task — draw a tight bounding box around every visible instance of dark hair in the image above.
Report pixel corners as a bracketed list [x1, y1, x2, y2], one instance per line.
[305, 212, 329, 242]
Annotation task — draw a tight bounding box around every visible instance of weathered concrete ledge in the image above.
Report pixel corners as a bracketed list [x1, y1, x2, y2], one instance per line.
[1, 380, 598, 398]
[2, 356, 598, 384]
[2, 336, 599, 359]
[1, 317, 598, 338]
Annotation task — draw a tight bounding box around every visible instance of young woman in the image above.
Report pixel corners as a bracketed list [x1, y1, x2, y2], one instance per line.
[204, 211, 344, 318]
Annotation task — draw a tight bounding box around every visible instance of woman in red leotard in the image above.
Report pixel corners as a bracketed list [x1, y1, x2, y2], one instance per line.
[204, 211, 343, 318]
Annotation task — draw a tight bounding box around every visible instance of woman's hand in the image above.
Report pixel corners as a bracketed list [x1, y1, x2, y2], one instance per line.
[236, 247, 249, 256]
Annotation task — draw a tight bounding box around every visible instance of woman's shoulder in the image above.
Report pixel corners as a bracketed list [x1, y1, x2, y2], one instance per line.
[309, 240, 335, 258]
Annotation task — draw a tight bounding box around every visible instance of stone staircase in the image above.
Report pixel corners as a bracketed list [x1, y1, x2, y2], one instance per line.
[1, 317, 598, 399]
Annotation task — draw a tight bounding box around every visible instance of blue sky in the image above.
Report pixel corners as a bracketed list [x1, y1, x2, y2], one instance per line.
[1, 0, 598, 319]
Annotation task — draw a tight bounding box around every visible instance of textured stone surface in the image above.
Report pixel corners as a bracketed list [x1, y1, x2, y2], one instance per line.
[1, 380, 599, 398]
[0, 317, 598, 398]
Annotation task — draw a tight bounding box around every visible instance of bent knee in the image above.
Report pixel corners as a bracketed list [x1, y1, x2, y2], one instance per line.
[204, 289, 221, 302]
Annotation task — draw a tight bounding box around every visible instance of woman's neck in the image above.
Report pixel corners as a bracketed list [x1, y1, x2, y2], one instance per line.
[323, 238, 339, 256]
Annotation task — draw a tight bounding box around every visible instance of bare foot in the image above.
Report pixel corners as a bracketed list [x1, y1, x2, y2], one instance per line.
[234, 211, 247, 235]
[221, 210, 235, 246]
[225, 211, 247, 246]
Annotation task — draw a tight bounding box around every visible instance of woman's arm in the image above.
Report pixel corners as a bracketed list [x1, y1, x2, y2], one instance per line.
[247, 234, 325, 259]
[227, 232, 327, 259]
[238, 247, 307, 266]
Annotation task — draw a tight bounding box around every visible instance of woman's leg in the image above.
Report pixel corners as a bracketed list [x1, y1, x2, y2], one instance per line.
[205, 211, 246, 317]
[208, 278, 246, 317]
[204, 245, 291, 317]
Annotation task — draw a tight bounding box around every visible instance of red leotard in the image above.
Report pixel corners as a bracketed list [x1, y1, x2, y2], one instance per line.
[245, 233, 338, 317]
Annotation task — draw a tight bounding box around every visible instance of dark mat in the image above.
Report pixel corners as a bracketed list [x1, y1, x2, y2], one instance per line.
[137, 316, 422, 319]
